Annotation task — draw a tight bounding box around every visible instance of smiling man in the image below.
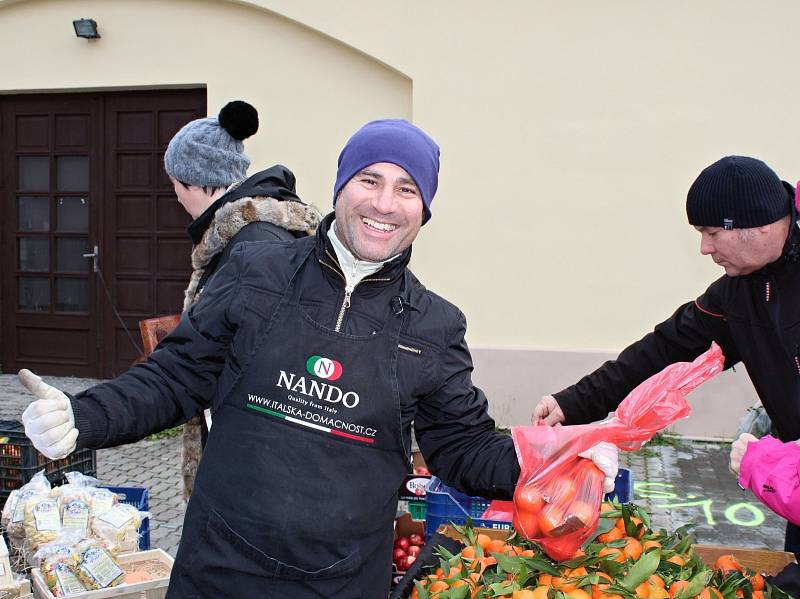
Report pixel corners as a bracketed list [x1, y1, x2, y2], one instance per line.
[15, 119, 620, 598]
[533, 155, 800, 560]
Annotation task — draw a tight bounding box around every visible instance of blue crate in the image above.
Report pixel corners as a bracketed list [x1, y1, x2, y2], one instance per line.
[423, 468, 632, 540]
[99, 486, 150, 551]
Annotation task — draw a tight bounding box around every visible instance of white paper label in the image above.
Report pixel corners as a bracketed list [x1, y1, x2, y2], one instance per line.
[98, 506, 133, 529]
[12, 490, 35, 523]
[62, 500, 90, 531]
[90, 490, 115, 516]
[80, 547, 124, 588]
[33, 500, 61, 532]
[54, 563, 87, 594]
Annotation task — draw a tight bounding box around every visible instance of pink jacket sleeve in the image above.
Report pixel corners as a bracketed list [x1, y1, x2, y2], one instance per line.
[738, 435, 800, 526]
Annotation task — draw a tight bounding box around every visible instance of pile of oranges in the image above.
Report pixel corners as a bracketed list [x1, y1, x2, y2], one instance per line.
[407, 501, 786, 599]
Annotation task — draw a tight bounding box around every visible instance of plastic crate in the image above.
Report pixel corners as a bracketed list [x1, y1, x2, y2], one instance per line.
[0, 420, 96, 504]
[424, 468, 633, 540]
[100, 486, 151, 551]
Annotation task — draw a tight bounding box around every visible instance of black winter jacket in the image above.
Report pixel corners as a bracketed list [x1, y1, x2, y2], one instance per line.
[71, 214, 520, 499]
[554, 223, 800, 442]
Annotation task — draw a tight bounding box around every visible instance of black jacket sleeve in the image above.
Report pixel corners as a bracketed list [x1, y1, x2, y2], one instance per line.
[71, 247, 247, 449]
[414, 309, 520, 500]
[553, 278, 740, 425]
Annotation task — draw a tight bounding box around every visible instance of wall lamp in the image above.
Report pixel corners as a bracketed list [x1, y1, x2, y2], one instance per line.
[73, 19, 100, 40]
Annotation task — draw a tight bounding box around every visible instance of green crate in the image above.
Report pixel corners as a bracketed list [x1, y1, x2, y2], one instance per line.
[408, 499, 426, 521]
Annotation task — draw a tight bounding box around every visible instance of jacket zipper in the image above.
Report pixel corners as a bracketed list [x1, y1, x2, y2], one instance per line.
[398, 343, 422, 355]
[764, 281, 772, 302]
[795, 345, 800, 376]
[319, 251, 391, 333]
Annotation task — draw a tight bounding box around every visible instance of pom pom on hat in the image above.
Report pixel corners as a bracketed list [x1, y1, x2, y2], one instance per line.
[218, 101, 259, 141]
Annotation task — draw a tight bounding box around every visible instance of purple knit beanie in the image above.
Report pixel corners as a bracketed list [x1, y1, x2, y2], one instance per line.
[333, 119, 440, 224]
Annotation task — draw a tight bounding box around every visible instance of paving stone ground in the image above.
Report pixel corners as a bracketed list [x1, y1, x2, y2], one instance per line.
[0, 374, 789, 559]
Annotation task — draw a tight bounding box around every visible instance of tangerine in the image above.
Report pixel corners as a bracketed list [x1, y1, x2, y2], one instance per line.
[623, 538, 643, 561]
[516, 485, 545, 512]
[699, 588, 723, 599]
[539, 504, 566, 537]
[714, 554, 742, 573]
[597, 526, 624, 543]
[598, 547, 625, 563]
[669, 580, 689, 597]
[751, 573, 765, 591]
[514, 509, 541, 538]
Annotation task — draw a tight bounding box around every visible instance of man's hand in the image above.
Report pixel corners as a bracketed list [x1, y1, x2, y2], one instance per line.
[729, 433, 758, 475]
[19, 369, 78, 460]
[532, 395, 565, 426]
[578, 442, 618, 494]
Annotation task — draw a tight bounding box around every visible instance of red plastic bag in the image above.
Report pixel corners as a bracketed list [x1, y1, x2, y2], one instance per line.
[506, 342, 724, 560]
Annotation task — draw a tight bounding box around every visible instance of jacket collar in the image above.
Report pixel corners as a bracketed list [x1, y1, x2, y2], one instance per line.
[315, 212, 411, 286]
[188, 165, 303, 244]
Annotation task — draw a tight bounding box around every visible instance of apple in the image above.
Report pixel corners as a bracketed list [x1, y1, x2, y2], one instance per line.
[407, 545, 421, 557]
[393, 548, 407, 562]
[408, 533, 424, 546]
[394, 536, 410, 551]
[405, 555, 417, 568]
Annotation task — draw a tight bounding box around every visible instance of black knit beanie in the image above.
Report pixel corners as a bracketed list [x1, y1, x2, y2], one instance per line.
[686, 156, 791, 230]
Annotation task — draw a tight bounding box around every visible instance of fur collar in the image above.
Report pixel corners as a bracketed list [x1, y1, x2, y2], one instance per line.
[183, 195, 321, 310]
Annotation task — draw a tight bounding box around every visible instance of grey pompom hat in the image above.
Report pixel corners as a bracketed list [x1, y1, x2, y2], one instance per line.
[164, 100, 259, 188]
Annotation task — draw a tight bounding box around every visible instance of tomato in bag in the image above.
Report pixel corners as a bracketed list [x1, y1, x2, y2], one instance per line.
[498, 342, 724, 560]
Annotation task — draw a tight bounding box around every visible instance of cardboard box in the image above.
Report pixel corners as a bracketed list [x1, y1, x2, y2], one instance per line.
[30, 549, 173, 599]
[392, 513, 426, 576]
[693, 544, 796, 576]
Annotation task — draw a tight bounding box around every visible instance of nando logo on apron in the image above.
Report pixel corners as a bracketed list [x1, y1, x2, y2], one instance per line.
[244, 353, 378, 444]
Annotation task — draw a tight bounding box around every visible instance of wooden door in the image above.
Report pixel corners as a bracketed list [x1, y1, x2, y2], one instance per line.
[102, 91, 204, 376]
[0, 89, 205, 378]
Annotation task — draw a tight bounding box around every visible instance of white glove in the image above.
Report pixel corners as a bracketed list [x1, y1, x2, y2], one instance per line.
[729, 433, 758, 475]
[578, 441, 618, 494]
[19, 369, 78, 460]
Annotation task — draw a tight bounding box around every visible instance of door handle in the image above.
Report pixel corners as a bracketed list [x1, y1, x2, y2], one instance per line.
[83, 245, 99, 273]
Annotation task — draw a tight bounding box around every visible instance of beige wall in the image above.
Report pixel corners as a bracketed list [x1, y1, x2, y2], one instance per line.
[0, 0, 412, 212]
[3, 0, 796, 436]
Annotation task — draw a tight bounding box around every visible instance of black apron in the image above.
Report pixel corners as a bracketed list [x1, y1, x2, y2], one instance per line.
[168, 243, 410, 598]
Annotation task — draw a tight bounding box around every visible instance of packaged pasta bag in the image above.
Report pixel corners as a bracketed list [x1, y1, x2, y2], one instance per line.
[52, 472, 97, 537]
[73, 539, 125, 590]
[91, 503, 148, 553]
[510, 343, 724, 561]
[52, 472, 99, 504]
[23, 496, 63, 549]
[6, 471, 51, 541]
[35, 532, 87, 596]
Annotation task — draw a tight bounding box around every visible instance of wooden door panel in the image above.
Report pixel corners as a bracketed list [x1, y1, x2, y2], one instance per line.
[54, 115, 90, 148]
[116, 195, 153, 229]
